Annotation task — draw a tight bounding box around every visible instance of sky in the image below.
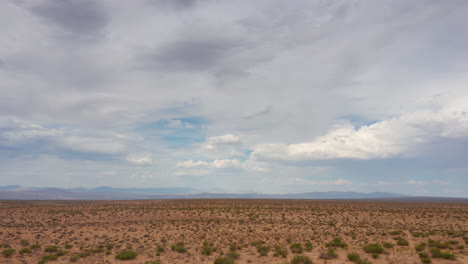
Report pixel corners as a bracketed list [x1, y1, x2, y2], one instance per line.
[1, 0, 468, 197]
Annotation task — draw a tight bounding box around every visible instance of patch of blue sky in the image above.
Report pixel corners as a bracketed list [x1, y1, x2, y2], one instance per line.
[337, 114, 379, 128]
[162, 135, 205, 149]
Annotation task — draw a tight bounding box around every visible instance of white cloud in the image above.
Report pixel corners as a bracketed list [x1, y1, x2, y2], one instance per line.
[252, 100, 468, 161]
[126, 154, 153, 165]
[407, 180, 426, 186]
[166, 119, 193, 128]
[211, 159, 241, 169]
[176, 160, 210, 168]
[176, 158, 268, 171]
[204, 134, 241, 150]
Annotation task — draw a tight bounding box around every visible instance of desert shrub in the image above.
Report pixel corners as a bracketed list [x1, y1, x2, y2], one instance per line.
[225, 251, 239, 260]
[389, 230, 403, 235]
[348, 253, 361, 261]
[69, 255, 80, 262]
[64, 243, 73, 249]
[273, 245, 288, 258]
[419, 252, 429, 258]
[77, 250, 91, 258]
[214, 257, 234, 264]
[290, 255, 313, 264]
[56, 250, 68, 256]
[115, 250, 138, 260]
[363, 243, 383, 254]
[415, 242, 426, 252]
[290, 243, 303, 254]
[251, 240, 265, 247]
[145, 261, 161, 264]
[430, 248, 455, 259]
[225, 245, 239, 260]
[319, 248, 337, 259]
[421, 258, 431, 263]
[326, 237, 347, 248]
[40, 254, 59, 262]
[201, 242, 215, 255]
[396, 238, 409, 246]
[383, 242, 393, 248]
[304, 242, 313, 251]
[348, 253, 373, 264]
[19, 247, 32, 254]
[157, 245, 164, 253]
[20, 240, 30, 246]
[1, 248, 15, 258]
[44, 245, 58, 253]
[171, 242, 187, 253]
[31, 243, 41, 249]
[256, 245, 270, 256]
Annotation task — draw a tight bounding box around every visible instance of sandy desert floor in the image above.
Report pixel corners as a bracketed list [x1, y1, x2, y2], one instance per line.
[0, 199, 467, 264]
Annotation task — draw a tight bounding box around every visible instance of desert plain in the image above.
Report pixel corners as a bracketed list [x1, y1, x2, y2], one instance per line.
[0, 199, 467, 264]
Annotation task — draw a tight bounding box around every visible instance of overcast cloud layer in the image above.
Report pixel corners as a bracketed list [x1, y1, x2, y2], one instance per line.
[1, 0, 468, 197]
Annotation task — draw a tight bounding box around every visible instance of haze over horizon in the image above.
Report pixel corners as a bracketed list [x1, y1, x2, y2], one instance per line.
[1, 0, 468, 197]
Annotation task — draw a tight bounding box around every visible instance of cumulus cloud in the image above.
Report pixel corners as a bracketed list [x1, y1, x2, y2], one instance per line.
[252, 100, 468, 161]
[0, 118, 128, 156]
[176, 158, 267, 171]
[166, 119, 194, 128]
[204, 134, 241, 150]
[126, 154, 153, 165]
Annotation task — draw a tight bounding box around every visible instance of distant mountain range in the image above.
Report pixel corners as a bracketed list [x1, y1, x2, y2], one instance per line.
[0, 185, 417, 200]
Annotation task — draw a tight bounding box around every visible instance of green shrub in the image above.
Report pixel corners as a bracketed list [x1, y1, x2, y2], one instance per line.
[201, 242, 215, 255]
[290, 255, 313, 264]
[273, 245, 288, 258]
[363, 243, 384, 254]
[30, 243, 41, 249]
[290, 243, 303, 254]
[256, 245, 270, 256]
[1, 248, 15, 258]
[430, 248, 455, 259]
[19, 247, 32, 254]
[415, 242, 426, 252]
[171, 242, 187, 253]
[421, 258, 431, 263]
[115, 250, 138, 260]
[44, 245, 58, 253]
[319, 248, 337, 259]
[383, 242, 393, 248]
[348, 253, 374, 264]
[348, 253, 361, 261]
[56, 250, 68, 256]
[40, 254, 59, 261]
[20, 240, 29, 247]
[78, 250, 91, 258]
[304, 242, 313, 252]
[396, 239, 409, 246]
[326, 237, 347, 248]
[419, 252, 429, 258]
[225, 250, 239, 260]
[214, 257, 234, 264]
[250, 240, 265, 247]
[69, 255, 80, 262]
[157, 245, 164, 253]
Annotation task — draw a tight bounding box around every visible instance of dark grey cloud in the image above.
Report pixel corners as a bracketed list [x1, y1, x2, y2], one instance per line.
[147, 38, 242, 72]
[29, 0, 108, 35]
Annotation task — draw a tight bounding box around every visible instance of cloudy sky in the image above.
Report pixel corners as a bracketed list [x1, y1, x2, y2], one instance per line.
[1, 0, 468, 196]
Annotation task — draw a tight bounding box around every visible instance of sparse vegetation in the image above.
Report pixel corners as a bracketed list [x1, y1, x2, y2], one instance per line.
[115, 250, 138, 260]
[0, 199, 465, 263]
